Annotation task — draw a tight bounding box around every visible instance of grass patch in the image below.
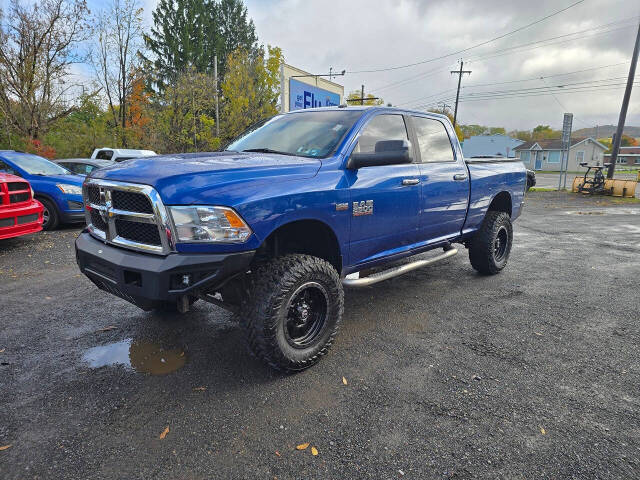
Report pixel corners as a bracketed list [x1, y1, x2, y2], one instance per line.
[529, 187, 564, 192]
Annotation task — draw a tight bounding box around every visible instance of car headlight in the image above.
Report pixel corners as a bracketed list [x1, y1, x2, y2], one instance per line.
[168, 206, 252, 243]
[56, 183, 83, 195]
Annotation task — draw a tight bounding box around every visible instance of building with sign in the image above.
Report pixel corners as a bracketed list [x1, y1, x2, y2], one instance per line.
[279, 64, 344, 113]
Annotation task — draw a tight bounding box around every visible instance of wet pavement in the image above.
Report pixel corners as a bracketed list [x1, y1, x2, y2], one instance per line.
[1, 192, 639, 479]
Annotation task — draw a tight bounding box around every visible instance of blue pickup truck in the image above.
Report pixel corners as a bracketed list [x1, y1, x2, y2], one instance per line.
[76, 107, 525, 371]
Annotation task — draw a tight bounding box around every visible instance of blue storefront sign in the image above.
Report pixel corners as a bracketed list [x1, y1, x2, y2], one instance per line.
[289, 78, 341, 111]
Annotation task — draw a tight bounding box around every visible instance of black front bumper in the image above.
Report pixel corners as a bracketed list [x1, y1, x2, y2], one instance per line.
[75, 232, 255, 310]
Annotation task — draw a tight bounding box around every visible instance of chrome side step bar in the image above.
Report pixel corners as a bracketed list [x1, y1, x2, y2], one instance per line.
[342, 246, 458, 288]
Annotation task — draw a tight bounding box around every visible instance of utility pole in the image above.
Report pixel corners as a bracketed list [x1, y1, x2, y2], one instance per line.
[214, 55, 220, 138]
[607, 20, 640, 179]
[329, 67, 333, 81]
[437, 101, 451, 114]
[450, 61, 471, 128]
[361, 85, 365, 106]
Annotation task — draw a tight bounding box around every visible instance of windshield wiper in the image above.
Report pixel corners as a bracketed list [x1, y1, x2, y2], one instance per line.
[241, 148, 295, 156]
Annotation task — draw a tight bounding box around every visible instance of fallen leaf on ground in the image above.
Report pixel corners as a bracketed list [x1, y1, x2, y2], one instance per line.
[0, 349, 5, 353]
[0, 445, 11, 451]
[193, 386, 206, 391]
[159, 427, 170, 439]
[296, 442, 310, 450]
[97, 326, 117, 333]
[275, 451, 281, 457]
[311, 446, 318, 456]
[540, 427, 546, 435]
[179, 352, 185, 357]
[342, 376, 348, 385]
[534, 332, 543, 336]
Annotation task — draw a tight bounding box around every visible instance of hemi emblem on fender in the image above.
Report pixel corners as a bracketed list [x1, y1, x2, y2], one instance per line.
[335, 202, 349, 211]
[353, 200, 373, 216]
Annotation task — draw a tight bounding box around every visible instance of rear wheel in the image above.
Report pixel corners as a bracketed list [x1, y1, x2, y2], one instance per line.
[468, 211, 513, 275]
[39, 198, 60, 231]
[241, 254, 343, 372]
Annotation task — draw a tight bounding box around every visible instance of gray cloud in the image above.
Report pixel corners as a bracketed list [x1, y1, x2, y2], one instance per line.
[245, 0, 640, 130]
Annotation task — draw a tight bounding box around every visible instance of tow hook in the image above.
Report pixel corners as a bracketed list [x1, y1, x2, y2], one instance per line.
[177, 295, 191, 313]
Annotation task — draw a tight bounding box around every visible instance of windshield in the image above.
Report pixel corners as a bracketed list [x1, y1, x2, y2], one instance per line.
[2, 152, 70, 175]
[226, 110, 363, 158]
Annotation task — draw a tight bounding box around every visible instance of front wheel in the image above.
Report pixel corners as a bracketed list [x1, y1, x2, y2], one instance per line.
[241, 254, 344, 372]
[468, 211, 513, 275]
[38, 198, 60, 231]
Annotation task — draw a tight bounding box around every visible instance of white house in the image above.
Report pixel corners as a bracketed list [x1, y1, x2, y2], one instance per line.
[514, 137, 607, 171]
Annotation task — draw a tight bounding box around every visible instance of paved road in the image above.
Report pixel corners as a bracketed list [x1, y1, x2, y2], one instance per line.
[535, 172, 640, 198]
[1, 192, 639, 479]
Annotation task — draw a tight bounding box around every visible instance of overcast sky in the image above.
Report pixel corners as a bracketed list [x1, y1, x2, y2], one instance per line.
[115, 0, 639, 131]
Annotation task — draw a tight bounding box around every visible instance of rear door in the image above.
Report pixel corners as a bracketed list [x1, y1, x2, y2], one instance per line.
[346, 113, 421, 266]
[410, 115, 469, 243]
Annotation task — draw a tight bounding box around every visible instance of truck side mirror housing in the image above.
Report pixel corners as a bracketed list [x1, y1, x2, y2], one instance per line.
[347, 140, 412, 169]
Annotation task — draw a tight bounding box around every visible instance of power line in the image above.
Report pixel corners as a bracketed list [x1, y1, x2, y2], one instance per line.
[397, 65, 631, 107]
[376, 16, 636, 99]
[345, 0, 585, 74]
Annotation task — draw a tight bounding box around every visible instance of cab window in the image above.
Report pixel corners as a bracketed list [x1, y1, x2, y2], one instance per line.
[411, 116, 455, 163]
[353, 114, 409, 154]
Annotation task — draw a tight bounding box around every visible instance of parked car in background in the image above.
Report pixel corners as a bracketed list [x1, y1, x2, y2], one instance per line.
[0, 151, 85, 230]
[0, 172, 43, 240]
[90, 148, 156, 163]
[55, 158, 116, 176]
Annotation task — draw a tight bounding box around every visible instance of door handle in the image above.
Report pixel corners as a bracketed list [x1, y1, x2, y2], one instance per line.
[453, 174, 468, 181]
[402, 178, 420, 186]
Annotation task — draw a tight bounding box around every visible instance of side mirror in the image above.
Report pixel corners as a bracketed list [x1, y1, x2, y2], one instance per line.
[347, 139, 412, 169]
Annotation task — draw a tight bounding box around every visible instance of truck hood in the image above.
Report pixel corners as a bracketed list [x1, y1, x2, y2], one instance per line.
[90, 152, 322, 204]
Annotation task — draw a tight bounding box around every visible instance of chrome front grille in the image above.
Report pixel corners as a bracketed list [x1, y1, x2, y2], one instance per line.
[83, 179, 175, 255]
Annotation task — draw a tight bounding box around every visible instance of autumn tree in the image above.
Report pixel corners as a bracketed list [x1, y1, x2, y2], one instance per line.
[93, 0, 145, 147]
[220, 46, 283, 142]
[0, 0, 90, 140]
[126, 76, 152, 147]
[531, 125, 561, 140]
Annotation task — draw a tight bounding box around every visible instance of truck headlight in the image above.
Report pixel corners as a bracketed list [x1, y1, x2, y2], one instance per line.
[56, 183, 83, 195]
[168, 206, 252, 243]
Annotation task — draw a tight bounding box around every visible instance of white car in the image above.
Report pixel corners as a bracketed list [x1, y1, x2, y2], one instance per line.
[90, 148, 156, 163]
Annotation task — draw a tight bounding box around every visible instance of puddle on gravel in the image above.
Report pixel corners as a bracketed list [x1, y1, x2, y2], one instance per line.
[83, 339, 186, 375]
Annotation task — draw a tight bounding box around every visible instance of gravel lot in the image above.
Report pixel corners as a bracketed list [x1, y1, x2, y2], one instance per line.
[1, 192, 639, 479]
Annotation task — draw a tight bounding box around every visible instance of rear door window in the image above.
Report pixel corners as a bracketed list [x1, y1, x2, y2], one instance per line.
[0, 160, 18, 175]
[411, 116, 455, 163]
[353, 114, 409, 154]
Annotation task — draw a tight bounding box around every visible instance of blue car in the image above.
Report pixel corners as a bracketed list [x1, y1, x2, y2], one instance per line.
[0, 151, 85, 230]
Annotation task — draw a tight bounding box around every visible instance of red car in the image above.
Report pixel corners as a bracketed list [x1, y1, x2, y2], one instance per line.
[0, 172, 44, 240]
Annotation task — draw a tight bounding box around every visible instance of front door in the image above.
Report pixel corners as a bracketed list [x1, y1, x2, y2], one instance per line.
[410, 115, 469, 243]
[535, 151, 543, 170]
[346, 113, 421, 267]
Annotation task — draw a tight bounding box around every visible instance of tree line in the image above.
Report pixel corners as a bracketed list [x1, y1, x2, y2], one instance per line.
[0, 0, 282, 158]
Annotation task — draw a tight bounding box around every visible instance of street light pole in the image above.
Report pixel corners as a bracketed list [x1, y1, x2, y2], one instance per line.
[607, 21, 640, 179]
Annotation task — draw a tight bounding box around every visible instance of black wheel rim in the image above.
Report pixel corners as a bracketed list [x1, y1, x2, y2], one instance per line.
[284, 282, 329, 349]
[493, 226, 508, 262]
[42, 205, 50, 227]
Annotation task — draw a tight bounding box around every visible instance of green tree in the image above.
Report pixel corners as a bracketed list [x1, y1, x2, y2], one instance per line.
[532, 125, 560, 140]
[144, 0, 257, 92]
[154, 67, 220, 153]
[346, 90, 383, 106]
[220, 46, 283, 142]
[509, 130, 533, 142]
